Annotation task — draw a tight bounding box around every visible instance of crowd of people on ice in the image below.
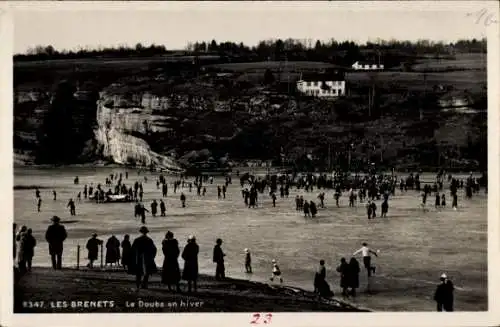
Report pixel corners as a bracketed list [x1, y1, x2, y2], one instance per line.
[16, 168, 482, 311]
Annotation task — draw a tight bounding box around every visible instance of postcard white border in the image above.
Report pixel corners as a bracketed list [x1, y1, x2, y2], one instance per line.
[1, 1, 499, 327]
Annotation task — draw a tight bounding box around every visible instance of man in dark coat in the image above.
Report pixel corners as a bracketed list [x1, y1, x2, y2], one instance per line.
[213, 238, 226, 280]
[161, 231, 181, 292]
[129, 226, 157, 290]
[151, 200, 158, 217]
[182, 235, 199, 293]
[86, 233, 102, 269]
[45, 216, 67, 270]
[434, 273, 454, 311]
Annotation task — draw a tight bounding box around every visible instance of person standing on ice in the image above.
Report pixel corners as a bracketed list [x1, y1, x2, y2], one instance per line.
[150, 200, 158, 217]
[37, 197, 42, 212]
[434, 273, 454, 311]
[67, 198, 76, 216]
[213, 238, 226, 280]
[45, 216, 67, 270]
[353, 242, 378, 277]
[244, 248, 252, 273]
[270, 259, 283, 284]
[160, 200, 166, 216]
[180, 193, 186, 208]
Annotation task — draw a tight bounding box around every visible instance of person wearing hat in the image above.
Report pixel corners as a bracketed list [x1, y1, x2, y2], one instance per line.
[213, 238, 226, 281]
[129, 226, 157, 290]
[45, 216, 67, 270]
[181, 235, 199, 293]
[244, 248, 252, 273]
[161, 231, 181, 292]
[433, 273, 455, 312]
[86, 233, 103, 269]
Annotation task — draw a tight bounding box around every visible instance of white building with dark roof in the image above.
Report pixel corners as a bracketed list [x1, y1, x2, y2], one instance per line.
[296, 72, 346, 98]
[352, 61, 385, 71]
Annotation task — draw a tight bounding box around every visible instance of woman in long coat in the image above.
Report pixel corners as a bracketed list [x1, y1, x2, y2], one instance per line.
[19, 228, 37, 273]
[161, 231, 181, 291]
[314, 259, 333, 298]
[348, 257, 361, 297]
[336, 257, 349, 296]
[182, 235, 199, 293]
[121, 234, 132, 269]
[86, 233, 102, 268]
[128, 226, 157, 290]
[105, 235, 121, 266]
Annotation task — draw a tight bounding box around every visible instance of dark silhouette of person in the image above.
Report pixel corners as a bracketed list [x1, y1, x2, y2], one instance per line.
[244, 248, 252, 273]
[213, 238, 226, 280]
[182, 235, 199, 293]
[434, 273, 454, 312]
[18, 228, 37, 274]
[105, 235, 121, 267]
[128, 226, 157, 290]
[67, 198, 76, 216]
[160, 200, 166, 216]
[45, 216, 67, 270]
[336, 257, 350, 296]
[86, 233, 102, 269]
[314, 259, 333, 298]
[161, 231, 181, 292]
[121, 235, 132, 270]
[180, 193, 186, 208]
[151, 200, 158, 217]
[348, 257, 361, 297]
[310, 201, 317, 218]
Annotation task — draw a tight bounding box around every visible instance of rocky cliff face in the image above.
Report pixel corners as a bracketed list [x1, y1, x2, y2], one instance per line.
[94, 91, 183, 171]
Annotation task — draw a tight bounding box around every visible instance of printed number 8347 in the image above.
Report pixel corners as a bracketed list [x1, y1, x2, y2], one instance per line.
[251, 313, 273, 324]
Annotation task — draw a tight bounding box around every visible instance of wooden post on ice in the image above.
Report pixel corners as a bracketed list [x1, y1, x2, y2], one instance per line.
[100, 243, 104, 269]
[76, 245, 80, 270]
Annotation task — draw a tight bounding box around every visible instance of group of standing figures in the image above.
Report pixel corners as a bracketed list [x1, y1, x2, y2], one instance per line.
[110, 226, 201, 292]
[84, 227, 202, 292]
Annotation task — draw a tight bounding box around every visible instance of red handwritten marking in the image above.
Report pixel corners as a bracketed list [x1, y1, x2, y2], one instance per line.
[250, 313, 261, 324]
[251, 313, 273, 324]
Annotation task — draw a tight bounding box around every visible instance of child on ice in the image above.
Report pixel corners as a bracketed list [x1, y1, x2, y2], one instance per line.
[270, 259, 283, 283]
[244, 248, 252, 273]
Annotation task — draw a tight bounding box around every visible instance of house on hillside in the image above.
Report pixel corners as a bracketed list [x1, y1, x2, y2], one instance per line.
[351, 61, 385, 71]
[437, 92, 473, 108]
[296, 72, 346, 98]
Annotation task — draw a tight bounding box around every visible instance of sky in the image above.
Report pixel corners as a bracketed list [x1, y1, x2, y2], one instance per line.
[11, 1, 496, 54]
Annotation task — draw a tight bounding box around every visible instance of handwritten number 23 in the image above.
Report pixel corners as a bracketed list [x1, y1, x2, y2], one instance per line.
[251, 313, 273, 324]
